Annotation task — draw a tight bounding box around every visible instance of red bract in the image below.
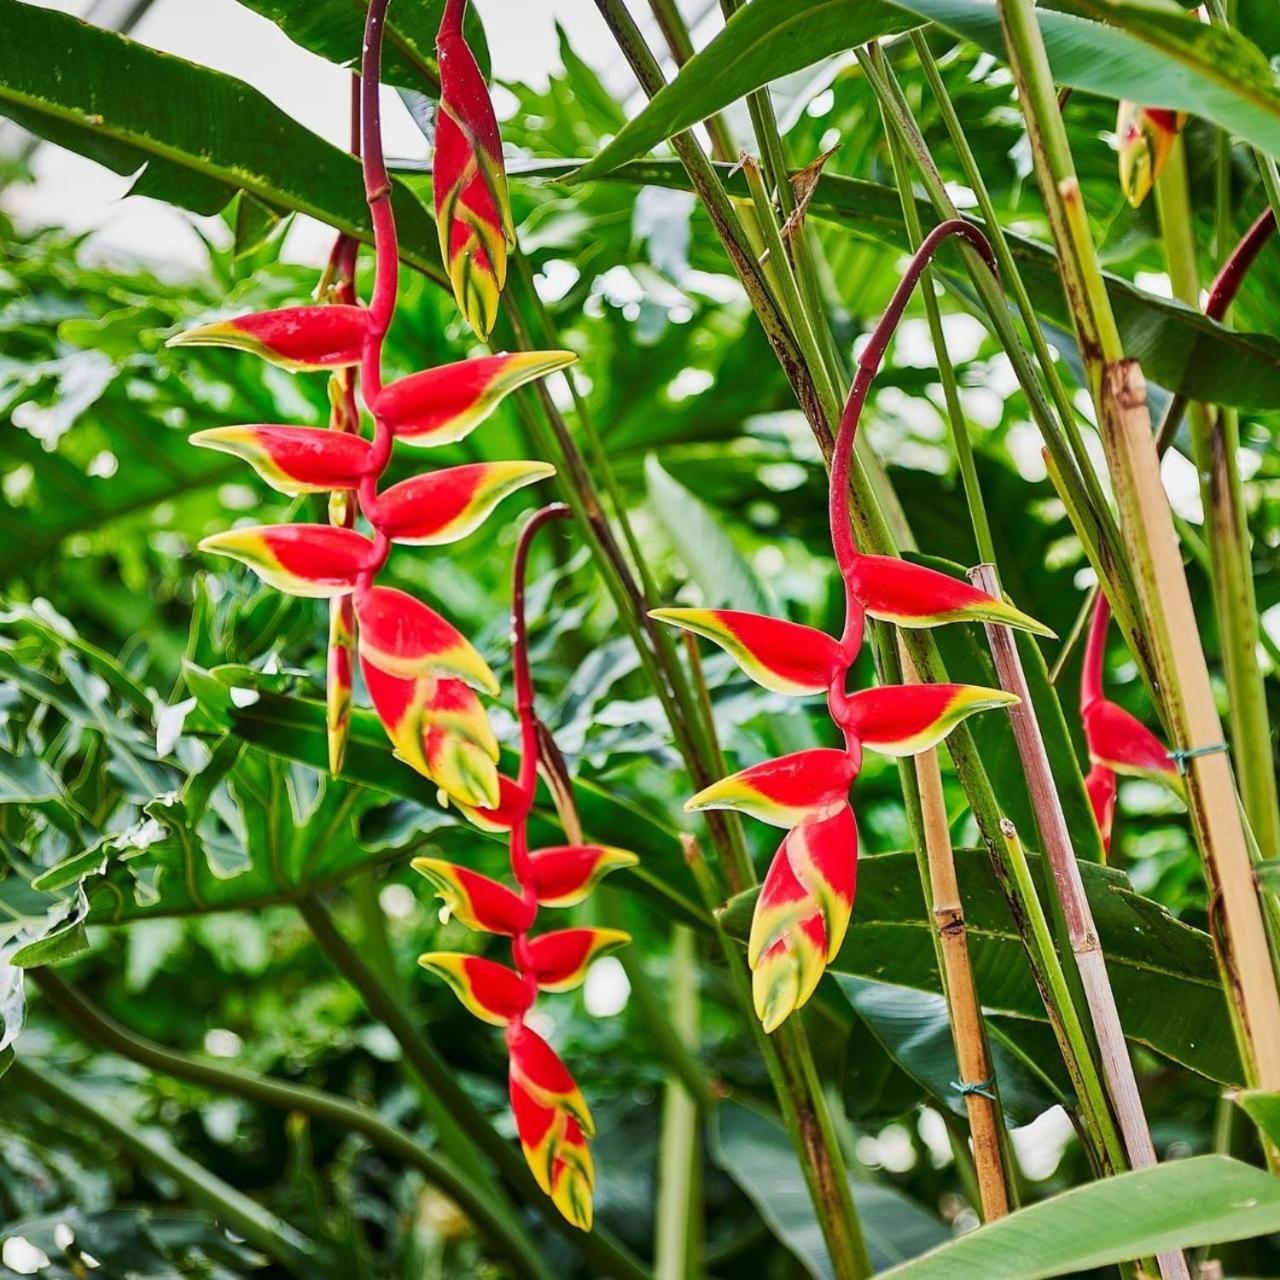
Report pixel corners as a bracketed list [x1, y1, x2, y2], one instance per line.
[411, 857, 536, 935]
[1079, 596, 1182, 852]
[198, 524, 378, 597]
[526, 928, 630, 993]
[376, 461, 554, 545]
[651, 607, 846, 695]
[418, 953, 534, 1026]
[527, 844, 639, 907]
[664, 220, 1037, 1032]
[191, 425, 374, 495]
[434, 0, 513, 338]
[169, 304, 369, 370]
[377, 352, 576, 447]
[1117, 102, 1187, 208]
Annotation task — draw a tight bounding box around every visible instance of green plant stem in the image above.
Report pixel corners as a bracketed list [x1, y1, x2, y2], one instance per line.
[11, 1056, 319, 1276]
[995, 822, 1130, 1175]
[646, 0, 736, 161]
[295, 896, 651, 1280]
[27, 969, 560, 1280]
[996, 0, 1280, 1107]
[1155, 141, 1280, 866]
[654, 926, 703, 1280]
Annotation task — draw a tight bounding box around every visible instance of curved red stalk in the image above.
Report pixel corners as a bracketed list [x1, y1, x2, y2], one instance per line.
[507, 504, 572, 1007]
[1081, 593, 1110, 711]
[829, 219, 998, 646]
[1205, 207, 1275, 324]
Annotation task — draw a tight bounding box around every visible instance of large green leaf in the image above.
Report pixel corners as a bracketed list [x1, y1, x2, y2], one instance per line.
[232, 0, 489, 92]
[0, 0, 441, 276]
[526, 159, 1280, 410]
[1232, 1089, 1280, 1149]
[877, 1155, 1280, 1278]
[896, 0, 1280, 161]
[838, 978, 1070, 1126]
[720, 848, 1238, 1083]
[712, 1103, 947, 1276]
[574, 0, 916, 181]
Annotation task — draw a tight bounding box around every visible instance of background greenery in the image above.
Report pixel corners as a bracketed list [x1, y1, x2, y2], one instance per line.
[1, 2, 1279, 1276]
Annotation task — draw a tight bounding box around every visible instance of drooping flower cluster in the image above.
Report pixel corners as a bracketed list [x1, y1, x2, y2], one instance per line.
[1116, 102, 1187, 208]
[171, 0, 569, 808]
[657, 221, 1052, 1032]
[414, 505, 636, 1230]
[1080, 595, 1181, 853]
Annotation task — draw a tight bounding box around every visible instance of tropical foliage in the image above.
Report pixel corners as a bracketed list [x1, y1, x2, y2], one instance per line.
[3, 0, 1280, 1276]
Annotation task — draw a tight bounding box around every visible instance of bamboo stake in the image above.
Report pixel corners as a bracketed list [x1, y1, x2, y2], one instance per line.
[971, 563, 1189, 1280]
[901, 642, 1011, 1220]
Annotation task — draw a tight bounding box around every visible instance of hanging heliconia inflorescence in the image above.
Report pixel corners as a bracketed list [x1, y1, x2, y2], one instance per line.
[1079, 595, 1182, 853]
[656, 221, 1053, 1033]
[171, 0, 570, 809]
[1116, 102, 1187, 208]
[414, 505, 637, 1230]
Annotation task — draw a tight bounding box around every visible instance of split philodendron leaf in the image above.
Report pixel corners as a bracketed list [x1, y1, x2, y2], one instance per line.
[657, 219, 1052, 1035]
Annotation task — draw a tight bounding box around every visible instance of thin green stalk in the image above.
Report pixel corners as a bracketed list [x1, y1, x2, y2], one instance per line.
[997, 0, 1280, 1103]
[996, 822, 1130, 1175]
[295, 896, 653, 1280]
[11, 1056, 318, 1277]
[654, 926, 703, 1280]
[876, 70, 996, 564]
[28, 970, 560, 1280]
[1155, 141, 1280, 864]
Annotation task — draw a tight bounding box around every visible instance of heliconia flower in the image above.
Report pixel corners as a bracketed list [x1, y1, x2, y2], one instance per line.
[361, 659, 500, 807]
[838, 683, 1018, 757]
[454, 772, 527, 832]
[1117, 102, 1188, 209]
[198, 524, 378, 597]
[411, 857, 536, 935]
[190, 425, 373, 495]
[685, 748, 857, 828]
[549, 1118, 594, 1232]
[423, 681, 503, 810]
[1083, 699, 1182, 792]
[167, 305, 369, 370]
[849, 555, 1053, 636]
[418, 952, 534, 1026]
[1085, 763, 1118, 854]
[376, 461, 555, 546]
[376, 352, 576, 448]
[356, 585, 499, 695]
[327, 595, 356, 775]
[749, 846, 829, 1033]
[508, 1022, 594, 1137]
[650, 608, 845, 696]
[526, 844, 639, 908]
[435, 0, 514, 338]
[526, 928, 631, 993]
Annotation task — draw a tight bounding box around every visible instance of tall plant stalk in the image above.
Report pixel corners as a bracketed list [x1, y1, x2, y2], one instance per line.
[971, 564, 1189, 1280]
[996, 0, 1280, 1101]
[900, 642, 1011, 1219]
[1153, 140, 1280, 867]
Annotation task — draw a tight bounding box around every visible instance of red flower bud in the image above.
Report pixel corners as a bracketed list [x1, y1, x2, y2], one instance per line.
[198, 524, 379, 597]
[191, 425, 374, 495]
[168, 305, 369, 370]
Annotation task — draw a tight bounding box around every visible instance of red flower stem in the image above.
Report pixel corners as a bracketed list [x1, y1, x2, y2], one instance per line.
[829, 219, 997, 639]
[353, 0, 398, 594]
[1154, 206, 1275, 455]
[508, 503, 572, 1019]
[1081, 593, 1110, 710]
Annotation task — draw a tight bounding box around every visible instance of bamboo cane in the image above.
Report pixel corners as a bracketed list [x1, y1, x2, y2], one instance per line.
[901, 642, 1011, 1220]
[971, 563, 1189, 1280]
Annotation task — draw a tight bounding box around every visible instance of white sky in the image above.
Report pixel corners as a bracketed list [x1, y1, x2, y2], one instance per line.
[2, 0, 642, 268]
